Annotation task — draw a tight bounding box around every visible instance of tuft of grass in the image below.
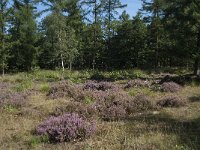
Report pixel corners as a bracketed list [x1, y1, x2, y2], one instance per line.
[84, 96, 95, 105]
[12, 80, 32, 92]
[39, 83, 50, 93]
[28, 136, 49, 148]
[3, 105, 18, 113]
[128, 87, 157, 97]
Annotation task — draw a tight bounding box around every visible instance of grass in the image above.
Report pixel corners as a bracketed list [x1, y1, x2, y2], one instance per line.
[0, 70, 200, 150]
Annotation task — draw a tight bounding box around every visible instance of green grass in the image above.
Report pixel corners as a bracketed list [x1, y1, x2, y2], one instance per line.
[39, 83, 50, 93]
[12, 80, 33, 92]
[128, 87, 158, 97]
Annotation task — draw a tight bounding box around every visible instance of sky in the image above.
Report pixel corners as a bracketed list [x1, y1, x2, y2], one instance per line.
[37, 0, 142, 22]
[120, 0, 142, 17]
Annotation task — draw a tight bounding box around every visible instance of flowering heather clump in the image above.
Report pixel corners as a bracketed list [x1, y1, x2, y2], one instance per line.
[90, 90, 155, 120]
[92, 91, 131, 120]
[0, 92, 10, 101]
[36, 113, 96, 142]
[54, 102, 98, 119]
[83, 80, 119, 91]
[0, 82, 10, 90]
[83, 80, 98, 91]
[0, 92, 27, 108]
[124, 79, 151, 89]
[127, 94, 154, 113]
[47, 81, 86, 101]
[161, 82, 182, 93]
[157, 96, 185, 107]
[101, 105, 126, 121]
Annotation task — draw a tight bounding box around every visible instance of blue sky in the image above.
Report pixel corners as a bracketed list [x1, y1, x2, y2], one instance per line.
[37, 0, 142, 22]
[120, 0, 142, 17]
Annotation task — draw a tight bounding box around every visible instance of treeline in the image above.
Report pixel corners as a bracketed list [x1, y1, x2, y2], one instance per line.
[0, 0, 200, 75]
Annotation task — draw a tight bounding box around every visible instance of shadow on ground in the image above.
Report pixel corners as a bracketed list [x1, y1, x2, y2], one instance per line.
[125, 113, 200, 149]
[189, 95, 200, 102]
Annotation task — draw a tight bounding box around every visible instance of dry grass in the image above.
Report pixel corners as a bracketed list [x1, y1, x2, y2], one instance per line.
[0, 72, 200, 150]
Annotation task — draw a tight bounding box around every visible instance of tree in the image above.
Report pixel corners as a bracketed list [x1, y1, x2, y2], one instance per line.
[0, 0, 10, 76]
[110, 12, 147, 69]
[141, 0, 165, 68]
[163, 0, 200, 75]
[81, 0, 104, 69]
[101, 0, 126, 49]
[39, 0, 78, 71]
[9, 0, 38, 71]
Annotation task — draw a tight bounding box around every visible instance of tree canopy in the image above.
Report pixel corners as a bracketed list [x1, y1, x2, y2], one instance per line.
[0, 0, 200, 75]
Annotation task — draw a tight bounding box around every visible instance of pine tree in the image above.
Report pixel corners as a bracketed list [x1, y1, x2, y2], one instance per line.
[101, 0, 126, 49]
[141, 0, 165, 68]
[163, 0, 200, 75]
[9, 0, 38, 71]
[81, 0, 104, 69]
[111, 12, 147, 68]
[0, 0, 10, 76]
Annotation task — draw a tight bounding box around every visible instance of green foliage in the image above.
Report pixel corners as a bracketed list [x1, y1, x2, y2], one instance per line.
[3, 104, 18, 113]
[39, 83, 50, 93]
[28, 136, 49, 148]
[0, 0, 199, 75]
[0, 0, 10, 75]
[9, 0, 38, 71]
[12, 80, 32, 92]
[84, 96, 95, 105]
[32, 70, 61, 82]
[128, 87, 156, 97]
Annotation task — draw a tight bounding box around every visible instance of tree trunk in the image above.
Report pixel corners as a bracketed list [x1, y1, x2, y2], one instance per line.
[194, 28, 200, 76]
[93, 0, 97, 70]
[193, 58, 199, 76]
[108, 0, 111, 50]
[69, 61, 72, 71]
[2, 60, 5, 77]
[61, 54, 65, 72]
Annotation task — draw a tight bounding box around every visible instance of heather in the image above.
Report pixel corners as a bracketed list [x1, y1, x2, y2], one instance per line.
[157, 96, 186, 108]
[53, 102, 98, 119]
[0, 70, 200, 149]
[83, 80, 120, 91]
[47, 81, 86, 101]
[0, 82, 10, 90]
[160, 82, 182, 93]
[124, 79, 151, 89]
[36, 113, 96, 142]
[0, 92, 28, 108]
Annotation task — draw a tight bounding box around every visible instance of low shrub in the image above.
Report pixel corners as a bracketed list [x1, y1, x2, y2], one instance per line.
[157, 96, 185, 107]
[90, 73, 108, 81]
[83, 80, 119, 91]
[91, 91, 129, 120]
[127, 94, 154, 113]
[101, 105, 126, 121]
[53, 102, 98, 119]
[92, 91, 154, 120]
[161, 82, 182, 93]
[0, 82, 10, 90]
[0, 92, 27, 108]
[47, 81, 86, 101]
[36, 113, 96, 142]
[124, 79, 151, 89]
[83, 80, 98, 91]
